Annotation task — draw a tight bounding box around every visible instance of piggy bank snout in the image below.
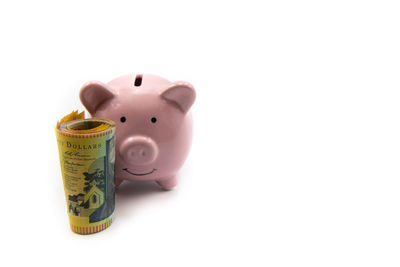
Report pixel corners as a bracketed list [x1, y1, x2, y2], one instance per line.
[120, 136, 158, 165]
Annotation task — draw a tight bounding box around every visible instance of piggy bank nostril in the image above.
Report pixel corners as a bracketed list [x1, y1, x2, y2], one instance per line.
[128, 148, 146, 158]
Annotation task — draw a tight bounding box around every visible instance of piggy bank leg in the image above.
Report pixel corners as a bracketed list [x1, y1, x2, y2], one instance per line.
[115, 177, 123, 187]
[157, 176, 177, 190]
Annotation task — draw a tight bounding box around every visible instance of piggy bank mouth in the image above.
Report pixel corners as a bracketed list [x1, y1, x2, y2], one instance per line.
[122, 168, 157, 176]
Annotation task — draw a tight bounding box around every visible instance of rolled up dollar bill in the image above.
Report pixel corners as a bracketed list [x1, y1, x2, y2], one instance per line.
[55, 111, 116, 234]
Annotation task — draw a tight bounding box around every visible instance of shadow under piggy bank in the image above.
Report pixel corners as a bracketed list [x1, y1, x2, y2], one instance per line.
[114, 181, 178, 218]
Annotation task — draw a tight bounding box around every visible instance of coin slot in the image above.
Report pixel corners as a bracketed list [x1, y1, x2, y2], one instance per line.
[134, 74, 143, 86]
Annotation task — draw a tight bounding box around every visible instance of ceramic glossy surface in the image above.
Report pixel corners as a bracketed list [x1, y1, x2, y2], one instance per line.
[80, 74, 196, 189]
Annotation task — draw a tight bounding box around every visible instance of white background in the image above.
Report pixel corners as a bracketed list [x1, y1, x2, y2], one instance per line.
[0, 0, 399, 266]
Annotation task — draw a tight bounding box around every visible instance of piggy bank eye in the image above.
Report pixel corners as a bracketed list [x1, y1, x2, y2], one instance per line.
[120, 116, 126, 123]
[151, 117, 157, 123]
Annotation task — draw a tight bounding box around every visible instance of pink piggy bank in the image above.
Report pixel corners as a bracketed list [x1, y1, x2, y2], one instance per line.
[79, 74, 195, 189]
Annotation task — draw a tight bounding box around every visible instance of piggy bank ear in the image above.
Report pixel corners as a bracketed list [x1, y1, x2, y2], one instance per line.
[79, 81, 115, 114]
[161, 81, 196, 114]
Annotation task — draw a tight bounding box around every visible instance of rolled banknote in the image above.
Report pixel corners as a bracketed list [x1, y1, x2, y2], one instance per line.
[55, 111, 116, 234]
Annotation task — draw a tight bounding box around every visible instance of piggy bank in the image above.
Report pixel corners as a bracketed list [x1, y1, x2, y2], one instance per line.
[79, 74, 195, 189]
